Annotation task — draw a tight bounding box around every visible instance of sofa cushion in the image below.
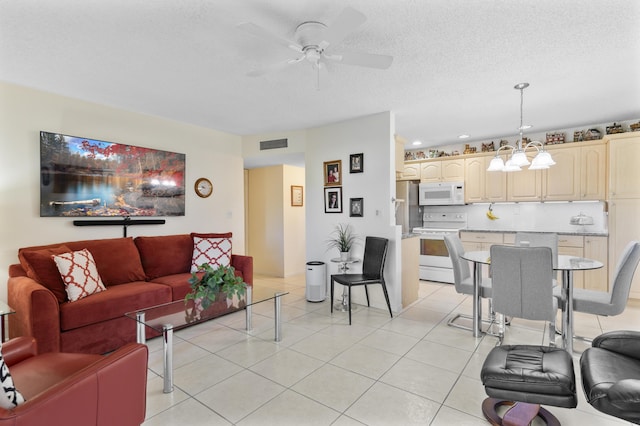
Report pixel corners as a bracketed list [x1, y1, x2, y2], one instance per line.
[18, 245, 72, 303]
[191, 234, 232, 272]
[52, 249, 107, 302]
[64, 238, 146, 286]
[0, 343, 25, 408]
[149, 273, 194, 301]
[59, 281, 172, 331]
[134, 234, 193, 280]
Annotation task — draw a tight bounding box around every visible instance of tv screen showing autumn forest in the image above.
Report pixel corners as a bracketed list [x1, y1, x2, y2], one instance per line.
[40, 131, 186, 217]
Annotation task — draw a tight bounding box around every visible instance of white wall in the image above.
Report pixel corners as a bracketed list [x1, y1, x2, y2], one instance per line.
[305, 112, 402, 312]
[0, 82, 246, 299]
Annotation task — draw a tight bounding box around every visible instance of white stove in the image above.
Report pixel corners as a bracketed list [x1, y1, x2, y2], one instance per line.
[413, 212, 467, 283]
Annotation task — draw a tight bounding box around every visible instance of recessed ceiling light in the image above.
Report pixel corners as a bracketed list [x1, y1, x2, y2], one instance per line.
[519, 125, 532, 130]
[458, 134, 470, 139]
[412, 140, 422, 146]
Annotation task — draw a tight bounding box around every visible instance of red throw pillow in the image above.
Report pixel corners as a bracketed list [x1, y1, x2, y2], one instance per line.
[18, 245, 72, 303]
[190, 232, 232, 272]
[134, 234, 194, 279]
[52, 249, 106, 302]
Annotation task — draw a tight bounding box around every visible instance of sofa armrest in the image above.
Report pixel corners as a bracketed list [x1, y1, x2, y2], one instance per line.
[231, 254, 253, 286]
[2, 337, 37, 367]
[592, 330, 640, 360]
[0, 343, 148, 426]
[607, 379, 640, 412]
[7, 276, 61, 354]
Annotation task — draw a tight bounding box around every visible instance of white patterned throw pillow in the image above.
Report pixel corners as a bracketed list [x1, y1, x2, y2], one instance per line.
[52, 248, 106, 302]
[191, 236, 232, 272]
[0, 342, 25, 409]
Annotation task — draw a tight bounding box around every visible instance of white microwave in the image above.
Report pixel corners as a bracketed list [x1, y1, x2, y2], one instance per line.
[419, 182, 465, 206]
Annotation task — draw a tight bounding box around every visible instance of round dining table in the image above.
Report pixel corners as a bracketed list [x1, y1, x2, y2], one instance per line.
[460, 250, 603, 354]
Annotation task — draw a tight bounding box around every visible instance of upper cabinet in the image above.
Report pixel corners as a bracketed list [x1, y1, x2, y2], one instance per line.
[420, 158, 464, 182]
[608, 133, 640, 199]
[398, 162, 421, 181]
[541, 146, 581, 201]
[465, 154, 506, 203]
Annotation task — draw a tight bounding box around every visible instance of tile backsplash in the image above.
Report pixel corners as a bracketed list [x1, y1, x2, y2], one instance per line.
[423, 201, 607, 234]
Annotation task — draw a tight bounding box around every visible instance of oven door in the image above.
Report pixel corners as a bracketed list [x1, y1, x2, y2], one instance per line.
[418, 233, 455, 283]
[419, 234, 453, 267]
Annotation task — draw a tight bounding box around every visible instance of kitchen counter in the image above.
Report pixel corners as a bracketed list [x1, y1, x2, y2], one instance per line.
[401, 233, 420, 239]
[462, 228, 608, 237]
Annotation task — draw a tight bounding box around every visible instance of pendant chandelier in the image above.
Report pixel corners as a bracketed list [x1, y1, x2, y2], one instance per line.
[487, 83, 555, 172]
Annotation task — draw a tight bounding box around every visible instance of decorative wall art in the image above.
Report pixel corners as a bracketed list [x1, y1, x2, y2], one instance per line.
[323, 160, 341, 186]
[40, 131, 186, 217]
[349, 153, 363, 173]
[324, 187, 342, 213]
[291, 185, 303, 206]
[349, 198, 363, 217]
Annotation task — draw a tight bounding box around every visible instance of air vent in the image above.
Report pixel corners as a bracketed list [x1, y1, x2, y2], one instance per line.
[260, 138, 288, 150]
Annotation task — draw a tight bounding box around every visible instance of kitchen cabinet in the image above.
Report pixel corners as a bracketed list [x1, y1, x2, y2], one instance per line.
[580, 143, 607, 200]
[398, 162, 421, 181]
[542, 147, 581, 201]
[420, 158, 464, 182]
[609, 199, 640, 299]
[465, 154, 507, 203]
[608, 134, 640, 199]
[506, 166, 542, 201]
[460, 231, 504, 252]
[401, 236, 420, 307]
[584, 236, 608, 291]
[395, 136, 406, 179]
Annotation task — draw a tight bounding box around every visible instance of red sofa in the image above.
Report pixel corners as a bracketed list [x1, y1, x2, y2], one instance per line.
[0, 336, 147, 426]
[7, 234, 253, 354]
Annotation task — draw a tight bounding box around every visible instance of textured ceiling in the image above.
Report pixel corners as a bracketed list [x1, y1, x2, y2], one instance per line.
[2, 0, 639, 160]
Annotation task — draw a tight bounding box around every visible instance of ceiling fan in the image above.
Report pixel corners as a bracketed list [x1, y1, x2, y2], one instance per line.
[237, 7, 393, 85]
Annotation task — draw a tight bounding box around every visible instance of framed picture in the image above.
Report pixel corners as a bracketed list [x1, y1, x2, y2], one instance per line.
[350, 198, 363, 217]
[323, 160, 342, 186]
[324, 187, 342, 213]
[291, 185, 303, 206]
[350, 153, 363, 173]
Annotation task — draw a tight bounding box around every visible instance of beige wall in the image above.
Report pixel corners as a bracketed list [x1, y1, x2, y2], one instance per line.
[0, 82, 246, 300]
[246, 164, 306, 277]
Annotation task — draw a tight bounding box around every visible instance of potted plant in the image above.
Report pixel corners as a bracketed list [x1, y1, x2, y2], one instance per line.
[327, 223, 357, 260]
[185, 263, 247, 310]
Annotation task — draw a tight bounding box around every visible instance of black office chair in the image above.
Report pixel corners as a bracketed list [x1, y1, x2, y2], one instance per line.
[330, 236, 392, 325]
[580, 330, 640, 424]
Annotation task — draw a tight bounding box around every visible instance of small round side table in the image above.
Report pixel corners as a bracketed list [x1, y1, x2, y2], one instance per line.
[330, 257, 360, 312]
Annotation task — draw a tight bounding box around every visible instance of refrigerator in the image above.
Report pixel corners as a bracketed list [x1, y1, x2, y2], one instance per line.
[395, 181, 422, 234]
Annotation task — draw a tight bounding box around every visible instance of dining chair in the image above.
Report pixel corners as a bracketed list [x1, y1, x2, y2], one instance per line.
[554, 241, 640, 341]
[443, 234, 493, 332]
[330, 236, 392, 325]
[515, 231, 558, 280]
[490, 245, 557, 345]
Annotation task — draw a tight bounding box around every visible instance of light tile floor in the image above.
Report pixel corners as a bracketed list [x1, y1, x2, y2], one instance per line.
[142, 274, 639, 425]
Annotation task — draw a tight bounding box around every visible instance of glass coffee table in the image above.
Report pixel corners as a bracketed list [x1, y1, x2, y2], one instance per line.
[125, 286, 288, 392]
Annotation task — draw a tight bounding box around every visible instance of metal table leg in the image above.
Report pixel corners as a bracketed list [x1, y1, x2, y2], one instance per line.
[136, 312, 146, 344]
[245, 286, 253, 331]
[472, 261, 483, 338]
[274, 293, 284, 342]
[562, 270, 574, 355]
[162, 324, 173, 393]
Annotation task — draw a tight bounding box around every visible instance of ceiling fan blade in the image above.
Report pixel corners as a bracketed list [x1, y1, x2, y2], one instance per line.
[320, 7, 366, 49]
[329, 51, 393, 69]
[237, 22, 303, 53]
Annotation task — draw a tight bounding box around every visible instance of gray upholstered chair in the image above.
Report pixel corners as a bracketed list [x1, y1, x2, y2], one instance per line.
[490, 245, 557, 345]
[515, 231, 558, 281]
[443, 234, 492, 332]
[554, 240, 640, 341]
[580, 330, 640, 424]
[481, 246, 574, 426]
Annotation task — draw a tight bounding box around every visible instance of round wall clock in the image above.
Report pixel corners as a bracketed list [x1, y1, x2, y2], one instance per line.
[194, 177, 213, 198]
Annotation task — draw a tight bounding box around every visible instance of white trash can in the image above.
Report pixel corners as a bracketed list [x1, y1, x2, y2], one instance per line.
[305, 261, 326, 302]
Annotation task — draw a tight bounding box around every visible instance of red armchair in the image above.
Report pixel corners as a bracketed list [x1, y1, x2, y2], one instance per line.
[0, 337, 148, 426]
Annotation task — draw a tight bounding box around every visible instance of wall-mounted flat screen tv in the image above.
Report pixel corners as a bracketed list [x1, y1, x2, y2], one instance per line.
[40, 131, 186, 217]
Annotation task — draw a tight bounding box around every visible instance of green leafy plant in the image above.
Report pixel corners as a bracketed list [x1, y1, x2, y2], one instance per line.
[186, 263, 247, 309]
[326, 223, 357, 253]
